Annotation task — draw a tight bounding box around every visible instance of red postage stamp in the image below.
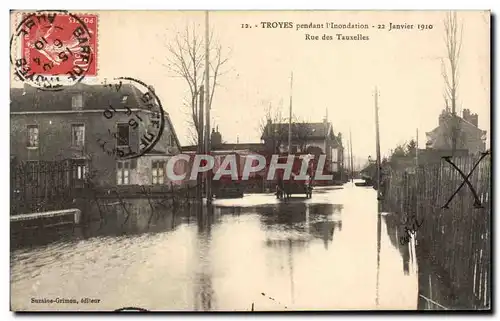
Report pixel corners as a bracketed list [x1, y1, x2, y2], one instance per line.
[12, 11, 98, 88]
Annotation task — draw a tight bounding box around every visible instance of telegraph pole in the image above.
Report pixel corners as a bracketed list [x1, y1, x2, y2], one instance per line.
[416, 128, 419, 167]
[346, 138, 351, 181]
[374, 86, 382, 307]
[349, 129, 354, 183]
[198, 85, 205, 201]
[374, 87, 381, 200]
[288, 72, 293, 153]
[204, 10, 212, 204]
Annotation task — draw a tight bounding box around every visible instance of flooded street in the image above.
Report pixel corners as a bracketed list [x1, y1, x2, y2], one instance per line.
[11, 182, 418, 311]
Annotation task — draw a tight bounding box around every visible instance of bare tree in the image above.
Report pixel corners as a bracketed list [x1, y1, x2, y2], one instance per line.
[441, 11, 463, 155]
[259, 103, 287, 153]
[293, 118, 313, 153]
[161, 23, 230, 145]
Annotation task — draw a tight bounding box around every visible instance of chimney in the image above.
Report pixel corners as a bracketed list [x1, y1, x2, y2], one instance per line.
[439, 109, 448, 127]
[462, 108, 471, 121]
[211, 127, 222, 148]
[462, 108, 479, 127]
[471, 114, 478, 127]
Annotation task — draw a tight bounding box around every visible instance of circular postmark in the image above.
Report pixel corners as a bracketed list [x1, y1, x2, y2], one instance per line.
[10, 10, 97, 91]
[96, 77, 165, 161]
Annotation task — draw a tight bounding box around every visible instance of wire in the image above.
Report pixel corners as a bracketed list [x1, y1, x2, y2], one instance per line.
[418, 294, 449, 310]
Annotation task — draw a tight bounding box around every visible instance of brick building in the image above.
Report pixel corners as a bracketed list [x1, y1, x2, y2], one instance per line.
[10, 83, 181, 187]
[261, 118, 344, 181]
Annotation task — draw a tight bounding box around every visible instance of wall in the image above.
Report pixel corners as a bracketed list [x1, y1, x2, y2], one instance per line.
[331, 147, 342, 172]
[136, 155, 170, 186]
[11, 111, 179, 187]
[136, 154, 197, 187]
[11, 112, 122, 186]
[307, 139, 343, 173]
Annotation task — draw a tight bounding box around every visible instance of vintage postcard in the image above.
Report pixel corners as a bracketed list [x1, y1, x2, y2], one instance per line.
[9, 10, 491, 311]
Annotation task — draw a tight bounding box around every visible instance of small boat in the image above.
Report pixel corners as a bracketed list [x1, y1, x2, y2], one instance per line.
[355, 178, 373, 187]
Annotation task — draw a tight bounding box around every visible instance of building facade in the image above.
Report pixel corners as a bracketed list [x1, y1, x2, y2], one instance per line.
[10, 83, 182, 188]
[425, 109, 487, 155]
[261, 118, 344, 180]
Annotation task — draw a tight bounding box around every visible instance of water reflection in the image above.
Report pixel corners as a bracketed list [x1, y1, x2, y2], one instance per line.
[194, 204, 216, 311]
[11, 198, 197, 250]
[383, 213, 413, 276]
[256, 203, 343, 250]
[11, 187, 418, 311]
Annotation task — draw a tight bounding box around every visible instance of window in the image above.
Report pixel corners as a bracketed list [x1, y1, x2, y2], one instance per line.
[27, 125, 39, 148]
[122, 95, 128, 103]
[152, 161, 166, 184]
[117, 161, 130, 185]
[72, 94, 83, 110]
[26, 160, 39, 183]
[72, 160, 87, 180]
[71, 124, 85, 147]
[116, 123, 130, 147]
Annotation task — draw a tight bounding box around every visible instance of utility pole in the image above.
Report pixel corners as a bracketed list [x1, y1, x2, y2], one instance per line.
[204, 10, 212, 204]
[415, 127, 419, 224]
[374, 87, 382, 200]
[341, 144, 345, 182]
[198, 85, 205, 201]
[288, 72, 293, 153]
[349, 129, 354, 183]
[346, 138, 351, 181]
[375, 86, 382, 307]
[416, 128, 419, 167]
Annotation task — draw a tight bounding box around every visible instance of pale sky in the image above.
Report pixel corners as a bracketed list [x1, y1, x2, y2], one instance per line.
[11, 10, 490, 165]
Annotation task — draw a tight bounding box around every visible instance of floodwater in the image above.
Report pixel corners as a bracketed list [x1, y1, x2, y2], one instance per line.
[11, 181, 418, 311]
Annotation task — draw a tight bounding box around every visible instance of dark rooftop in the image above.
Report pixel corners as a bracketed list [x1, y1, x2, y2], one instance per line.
[10, 83, 153, 112]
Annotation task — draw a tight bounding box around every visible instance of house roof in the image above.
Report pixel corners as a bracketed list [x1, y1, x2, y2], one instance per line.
[425, 110, 487, 150]
[10, 83, 149, 112]
[182, 143, 266, 153]
[262, 122, 329, 138]
[261, 121, 343, 148]
[10, 83, 183, 151]
[426, 111, 486, 136]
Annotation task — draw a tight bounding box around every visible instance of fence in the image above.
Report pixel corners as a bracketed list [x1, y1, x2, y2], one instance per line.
[10, 159, 88, 215]
[382, 153, 491, 310]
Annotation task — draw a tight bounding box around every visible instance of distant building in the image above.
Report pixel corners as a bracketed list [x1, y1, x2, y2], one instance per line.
[10, 83, 182, 187]
[260, 118, 344, 180]
[425, 109, 487, 155]
[182, 127, 267, 154]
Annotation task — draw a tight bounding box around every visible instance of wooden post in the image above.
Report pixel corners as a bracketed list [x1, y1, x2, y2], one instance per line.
[197, 86, 205, 202]
[374, 88, 382, 307]
[374, 87, 381, 199]
[205, 11, 212, 205]
[288, 72, 293, 153]
[349, 129, 354, 183]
